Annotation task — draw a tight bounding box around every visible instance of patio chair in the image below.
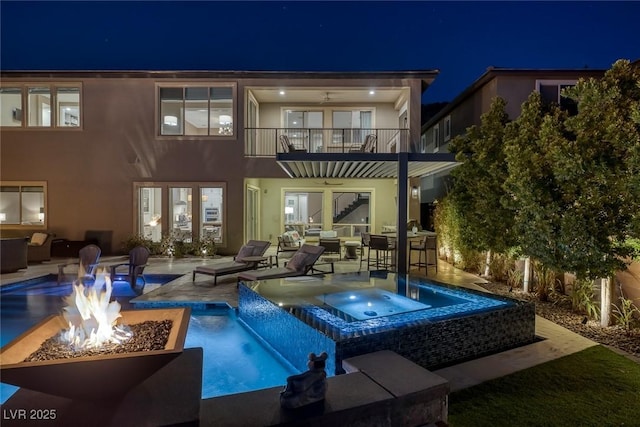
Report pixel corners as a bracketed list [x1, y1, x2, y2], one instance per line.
[276, 232, 305, 266]
[279, 135, 307, 153]
[348, 134, 377, 153]
[409, 235, 438, 274]
[109, 245, 151, 293]
[192, 240, 271, 285]
[27, 232, 55, 263]
[57, 243, 101, 284]
[368, 234, 396, 270]
[318, 238, 341, 260]
[359, 232, 371, 270]
[237, 244, 325, 285]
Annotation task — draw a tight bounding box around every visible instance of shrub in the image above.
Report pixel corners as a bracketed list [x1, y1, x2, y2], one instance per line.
[122, 232, 216, 257]
[612, 293, 640, 334]
[532, 261, 562, 303]
[122, 234, 154, 253]
[571, 278, 600, 320]
[507, 267, 524, 290]
[489, 253, 512, 282]
[454, 248, 483, 274]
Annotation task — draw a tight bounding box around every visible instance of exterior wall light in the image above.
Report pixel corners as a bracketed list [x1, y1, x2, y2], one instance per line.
[411, 186, 419, 199]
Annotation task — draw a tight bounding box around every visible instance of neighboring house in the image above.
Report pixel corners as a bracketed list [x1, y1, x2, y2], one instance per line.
[417, 67, 606, 228]
[0, 70, 454, 261]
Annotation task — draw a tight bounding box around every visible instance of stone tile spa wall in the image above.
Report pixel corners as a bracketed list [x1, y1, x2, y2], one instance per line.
[238, 282, 536, 375]
[238, 284, 337, 374]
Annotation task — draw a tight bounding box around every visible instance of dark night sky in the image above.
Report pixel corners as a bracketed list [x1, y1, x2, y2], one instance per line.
[1, 1, 638, 103]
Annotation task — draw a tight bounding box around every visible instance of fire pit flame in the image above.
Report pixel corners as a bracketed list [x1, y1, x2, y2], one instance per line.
[60, 270, 132, 350]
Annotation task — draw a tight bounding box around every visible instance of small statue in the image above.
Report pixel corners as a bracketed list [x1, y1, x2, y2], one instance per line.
[280, 352, 328, 409]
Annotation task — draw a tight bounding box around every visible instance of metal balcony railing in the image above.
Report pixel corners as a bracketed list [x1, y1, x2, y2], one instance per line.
[244, 128, 410, 157]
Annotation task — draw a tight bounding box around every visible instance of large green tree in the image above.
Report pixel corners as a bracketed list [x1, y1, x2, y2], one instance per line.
[560, 59, 640, 277]
[503, 92, 568, 273]
[449, 97, 515, 254]
[504, 59, 640, 279]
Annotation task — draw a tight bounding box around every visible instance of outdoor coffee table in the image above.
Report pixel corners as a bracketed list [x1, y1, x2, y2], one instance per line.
[344, 241, 361, 259]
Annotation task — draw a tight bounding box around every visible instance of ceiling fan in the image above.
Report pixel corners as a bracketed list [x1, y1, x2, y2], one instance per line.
[316, 180, 343, 186]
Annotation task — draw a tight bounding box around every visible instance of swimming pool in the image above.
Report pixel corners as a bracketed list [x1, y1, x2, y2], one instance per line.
[0, 275, 297, 404]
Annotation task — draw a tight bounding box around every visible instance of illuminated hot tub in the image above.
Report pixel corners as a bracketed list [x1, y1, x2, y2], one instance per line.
[238, 272, 536, 375]
[318, 288, 435, 321]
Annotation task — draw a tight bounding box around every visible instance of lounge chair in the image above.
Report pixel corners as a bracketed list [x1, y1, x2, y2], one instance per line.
[279, 135, 307, 153]
[237, 244, 325, 285]
[348, 134, 377, 153]
[57, 243, 101, 284]
[109, 245, 151, 293]
[192, 240, 271, 285]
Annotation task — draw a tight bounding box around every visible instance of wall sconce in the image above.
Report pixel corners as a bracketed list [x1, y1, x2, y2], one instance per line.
[411, 186, 419, 199]
[0, 213, 6, 222]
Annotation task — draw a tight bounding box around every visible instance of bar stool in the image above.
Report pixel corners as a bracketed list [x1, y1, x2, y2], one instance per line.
[369, 234, 396, 270]
[359, 232, 371, 270]
[409, 235, 438, 274]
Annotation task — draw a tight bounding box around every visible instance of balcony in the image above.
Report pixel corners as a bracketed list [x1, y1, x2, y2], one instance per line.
[244, 127, 457, 179]
[244, 128, 409, 157]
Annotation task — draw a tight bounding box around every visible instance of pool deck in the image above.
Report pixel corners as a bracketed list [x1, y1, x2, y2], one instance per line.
[0, 248, 607, 392]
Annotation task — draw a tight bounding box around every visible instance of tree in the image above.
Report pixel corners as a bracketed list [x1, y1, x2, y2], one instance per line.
[503, 60, 640, 322]
[503, 92, 570, 275]
[504, 60, 640, 280]
[449, 97, 515, 256]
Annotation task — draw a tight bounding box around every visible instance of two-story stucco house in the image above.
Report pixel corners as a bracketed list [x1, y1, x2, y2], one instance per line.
[0, 70, 455, 270]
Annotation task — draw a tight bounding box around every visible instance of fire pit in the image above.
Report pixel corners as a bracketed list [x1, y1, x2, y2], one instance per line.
[0, 273, 191, 400]
[0, 307, 190, 400]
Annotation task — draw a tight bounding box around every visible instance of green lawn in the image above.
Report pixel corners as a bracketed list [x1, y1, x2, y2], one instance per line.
[448, 345, 640, 427]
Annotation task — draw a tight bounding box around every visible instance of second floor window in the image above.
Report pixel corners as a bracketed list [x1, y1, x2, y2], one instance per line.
[537, 80, 578, 116]
[159, 85, 235, 137]
[444, 115, 451, 142]
[0, 85, 81, 128]
[433, 124, 440, 151]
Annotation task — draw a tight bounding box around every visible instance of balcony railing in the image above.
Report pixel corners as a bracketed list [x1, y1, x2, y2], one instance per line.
[244, 128, 410, 157]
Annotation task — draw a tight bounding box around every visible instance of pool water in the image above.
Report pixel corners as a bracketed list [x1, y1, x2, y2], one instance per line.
[318, 288, 437, 321]
[0, 275, 297, 404]
[186, 309, 296, 398]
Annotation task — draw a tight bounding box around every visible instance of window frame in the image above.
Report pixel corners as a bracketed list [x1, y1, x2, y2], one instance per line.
[443, 115, 451, 142]
[281, 188, 373, 238]
[535, 79, 578, 105]
[156, 82, 237, 139]
[0, 181, 48, 229]
[133, 181, 227, 246]
[433, 124, 440, 152]
[283, 191, 324, 235]
[0, 83, 82, 130]
[331, 191, 371, 238]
